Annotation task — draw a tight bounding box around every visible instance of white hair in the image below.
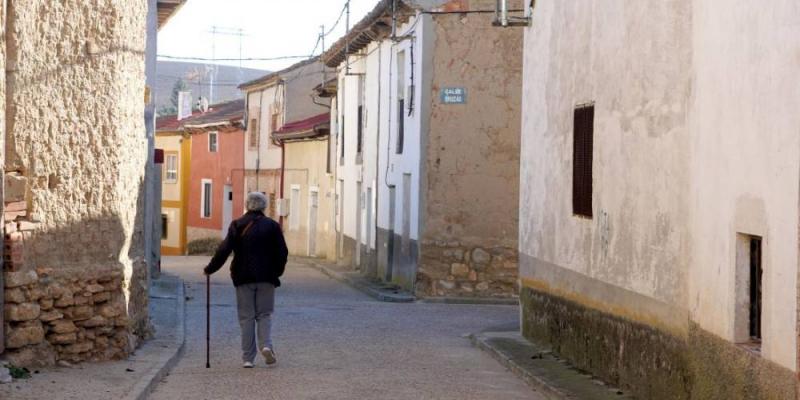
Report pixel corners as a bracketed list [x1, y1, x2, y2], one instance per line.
[246, 192, 268, 212]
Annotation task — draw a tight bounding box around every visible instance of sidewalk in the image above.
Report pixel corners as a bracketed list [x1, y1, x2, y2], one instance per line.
[301, 258, 416, 303]
[471, 331, 632, 400]
[0, 274, 186, 400]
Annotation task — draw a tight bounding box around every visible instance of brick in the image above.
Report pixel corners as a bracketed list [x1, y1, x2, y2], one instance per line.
[4, 201, 27, 212]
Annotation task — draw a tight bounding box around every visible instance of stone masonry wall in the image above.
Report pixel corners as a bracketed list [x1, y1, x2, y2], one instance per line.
[417, 241, 518, 298]
[2, 0, 149, 366]
[3, 269, 130, 367]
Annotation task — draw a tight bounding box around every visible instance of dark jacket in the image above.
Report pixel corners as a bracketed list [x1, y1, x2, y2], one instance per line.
[204, 211, 288, 287]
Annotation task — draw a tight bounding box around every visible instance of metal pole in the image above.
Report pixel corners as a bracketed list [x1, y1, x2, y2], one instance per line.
[206, 274, 210, 368]
[321, 25, 326, 86]
[345, 0, 350, 74]
[210, 26, 216, 104]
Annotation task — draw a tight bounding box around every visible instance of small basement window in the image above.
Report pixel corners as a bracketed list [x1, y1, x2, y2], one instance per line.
[572, 104, 594, 218]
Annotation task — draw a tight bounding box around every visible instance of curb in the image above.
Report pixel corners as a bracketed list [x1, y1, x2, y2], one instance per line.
[469, 333, 570, 400]
[124, 278, 187, 400]
[420, 296, 519, 306]
[306, 261, 416, 303]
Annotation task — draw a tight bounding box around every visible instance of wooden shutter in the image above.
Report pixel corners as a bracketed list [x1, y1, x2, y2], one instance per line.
[572, 105, 594, 218]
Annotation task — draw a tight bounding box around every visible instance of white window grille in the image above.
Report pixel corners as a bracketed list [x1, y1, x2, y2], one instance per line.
[165, 154, 178, 183]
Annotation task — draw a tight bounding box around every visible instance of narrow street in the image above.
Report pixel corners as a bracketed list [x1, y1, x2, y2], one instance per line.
[149, 257, 540, 400]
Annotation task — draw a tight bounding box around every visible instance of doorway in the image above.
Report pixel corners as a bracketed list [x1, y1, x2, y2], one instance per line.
[386, 185, 396, 282]
[308, 188, 319, 257]
[222, 184, 233, 238]
[355, 181, 362, 268]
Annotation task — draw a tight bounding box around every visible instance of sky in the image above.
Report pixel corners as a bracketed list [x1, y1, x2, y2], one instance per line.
[158, 0, 379, 73]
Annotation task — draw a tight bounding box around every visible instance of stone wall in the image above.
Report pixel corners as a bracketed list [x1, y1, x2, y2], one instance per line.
[3, 269, 132, 367]
[417, 242, 517, 298]
[520, 285, 798, 400]
[2, 0, 149, 366]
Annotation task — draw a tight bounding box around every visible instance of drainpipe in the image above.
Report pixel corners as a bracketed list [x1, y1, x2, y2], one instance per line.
[278, 140, 285, 228]
[498, 0, 509, 27]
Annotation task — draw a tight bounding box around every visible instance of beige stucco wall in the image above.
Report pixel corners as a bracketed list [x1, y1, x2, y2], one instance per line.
[688, 0, 800, 370]
[2, 0, 150, 365]
[520, 0, 799, 382]
[156, 134, 183, 202]
[520, 0, 692, 331]
[283, 139, 334, 259]
[425, 13, 521, 247]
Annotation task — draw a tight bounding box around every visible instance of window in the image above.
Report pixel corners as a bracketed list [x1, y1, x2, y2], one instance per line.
[161, 214, 168, 239]
[572, 104, 594, 218]
[208, 131, 218, 153]
[357, 106, 364, 156]
[271, 113, 280, 133]
[396, 51, 406, 154]
[248, 118, 258, 149]
[165, 153, 178, 183]
[270, 113, 280, 148]
[402, 173, 411, 253]
[201, 180, 212, 219]
[289, 185, 301, 231]
[357, 76, 365, 156]
[340, 113, 346, 163]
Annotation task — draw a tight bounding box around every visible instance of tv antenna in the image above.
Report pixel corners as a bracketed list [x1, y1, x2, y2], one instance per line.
[208, 26, 248, 104]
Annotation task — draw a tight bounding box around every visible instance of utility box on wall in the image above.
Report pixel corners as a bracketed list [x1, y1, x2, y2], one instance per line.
[276, 198, 290, 217]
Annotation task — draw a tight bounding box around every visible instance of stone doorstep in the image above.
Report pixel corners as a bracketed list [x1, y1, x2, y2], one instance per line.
[470, 331, 633, 400]
[419, 296, 519, 305]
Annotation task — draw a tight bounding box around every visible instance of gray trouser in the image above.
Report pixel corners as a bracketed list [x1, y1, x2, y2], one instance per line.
[235, 282, 275, 362]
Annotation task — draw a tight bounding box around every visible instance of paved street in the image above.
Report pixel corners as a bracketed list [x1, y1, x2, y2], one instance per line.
[150, 256, 540, 400]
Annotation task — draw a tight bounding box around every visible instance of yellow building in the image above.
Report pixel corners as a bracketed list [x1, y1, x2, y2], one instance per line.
[156, 116, 192, 255]
[274, 112, 336, 260]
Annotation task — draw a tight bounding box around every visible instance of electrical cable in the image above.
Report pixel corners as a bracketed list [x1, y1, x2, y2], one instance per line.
[158, 55, 311, 62]
[324, 3, 348, 37]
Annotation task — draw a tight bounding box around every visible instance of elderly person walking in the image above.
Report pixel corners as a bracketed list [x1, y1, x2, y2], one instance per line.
[204, 192, 288, 368]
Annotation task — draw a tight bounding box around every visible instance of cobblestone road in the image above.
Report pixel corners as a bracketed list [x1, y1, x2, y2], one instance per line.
[149, 256, 541, 400]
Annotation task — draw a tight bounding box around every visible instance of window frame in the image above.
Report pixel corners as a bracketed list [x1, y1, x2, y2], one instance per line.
[208, 131, 218, 153]
[201, 179, 213, 219]
[164, 152, 179, 183]
[248, 118, 258, 150]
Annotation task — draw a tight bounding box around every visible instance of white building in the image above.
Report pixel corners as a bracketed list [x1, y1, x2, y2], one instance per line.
[519, 0, 800, 398]
[324, 0, 522, 298]
[238, 59, 328, 221]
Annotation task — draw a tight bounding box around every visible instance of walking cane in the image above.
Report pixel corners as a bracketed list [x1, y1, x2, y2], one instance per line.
[206, 274, 211, 369]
